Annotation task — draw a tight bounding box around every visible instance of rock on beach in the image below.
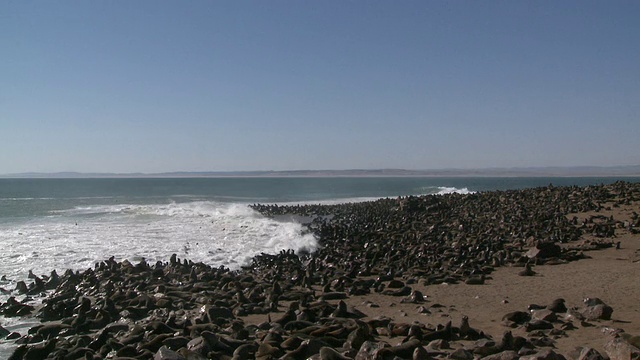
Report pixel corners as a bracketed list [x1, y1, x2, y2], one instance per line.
[3, 181, 640, 359]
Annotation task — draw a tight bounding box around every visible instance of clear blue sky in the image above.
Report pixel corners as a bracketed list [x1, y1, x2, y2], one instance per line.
[2, 1, 639, 173]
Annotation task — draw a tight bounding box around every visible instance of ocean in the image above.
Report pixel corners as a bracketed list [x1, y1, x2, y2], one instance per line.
[2, 176, 640, 280]
[0, 176, 639, 353]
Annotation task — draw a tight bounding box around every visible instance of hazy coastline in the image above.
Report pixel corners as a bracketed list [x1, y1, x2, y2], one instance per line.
[2, 165, 640, 179]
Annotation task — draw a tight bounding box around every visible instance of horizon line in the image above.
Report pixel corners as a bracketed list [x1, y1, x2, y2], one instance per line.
[2, 165, 640, 179]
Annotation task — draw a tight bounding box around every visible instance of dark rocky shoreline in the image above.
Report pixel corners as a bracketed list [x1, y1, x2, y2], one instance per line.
[2, 181, 640, 359]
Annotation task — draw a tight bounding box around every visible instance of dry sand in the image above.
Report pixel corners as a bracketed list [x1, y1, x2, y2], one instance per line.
[243, 201, 640, 357]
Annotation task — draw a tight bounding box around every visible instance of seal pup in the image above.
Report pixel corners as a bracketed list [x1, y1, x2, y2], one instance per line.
[518, 263, 536, 276]
[458, 316, 484, 340]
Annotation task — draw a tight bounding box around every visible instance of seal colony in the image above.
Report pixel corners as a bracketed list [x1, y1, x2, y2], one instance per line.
[2, 181, 640, 359]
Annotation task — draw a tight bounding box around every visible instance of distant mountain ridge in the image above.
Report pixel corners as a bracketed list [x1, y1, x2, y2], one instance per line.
[2, 166, 640, 178]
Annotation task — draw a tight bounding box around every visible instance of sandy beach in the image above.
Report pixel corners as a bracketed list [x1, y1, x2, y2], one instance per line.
[3, 181, 640, 359]
[241, 227, 640, 358]
[327, 228, 640, 356]
[433, 203, 637, 350]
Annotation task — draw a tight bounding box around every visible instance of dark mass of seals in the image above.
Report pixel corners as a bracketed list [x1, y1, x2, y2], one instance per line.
[2, 181, 640, 359]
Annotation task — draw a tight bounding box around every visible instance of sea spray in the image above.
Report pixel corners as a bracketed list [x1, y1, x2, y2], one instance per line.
[0, 201, 318, 281]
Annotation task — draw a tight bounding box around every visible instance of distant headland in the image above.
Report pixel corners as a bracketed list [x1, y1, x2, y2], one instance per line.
[2, 165, 640, 178]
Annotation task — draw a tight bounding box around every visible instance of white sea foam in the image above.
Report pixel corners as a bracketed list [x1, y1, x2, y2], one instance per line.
[0, 186, 475, 282]
[413, 186, 475, 196]
[435, 186, 474, 195]
[0, 201, 317, 282]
